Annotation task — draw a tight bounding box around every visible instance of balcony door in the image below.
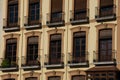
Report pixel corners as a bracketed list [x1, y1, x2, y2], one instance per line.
[73, 31, 86, 63]
[49, 34, 62, 64]
[74, 0, 87, 20]
[100, 0, 114, 17]
[51, 0, 63, 22]
[99, 29, 112, 62]
[27, 36, 38, 65]
[7, 0, 18, 27]
[28, 0, 40, 25]
[5, 38, 17, 66]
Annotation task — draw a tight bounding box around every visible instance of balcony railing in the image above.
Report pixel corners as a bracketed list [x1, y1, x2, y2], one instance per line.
[44, 53, 64, 68]
[68, 51, 89, 67]
[21, 55, 40, 69]
[70, 9, 89, 24]
[46, 12, 65, 27]
[24, 15, 42, 29]
[3, 18, 20, 32]
[93, 50, 116, 65]
[0, 57, 19, 71]
[95, 5, 116, 21]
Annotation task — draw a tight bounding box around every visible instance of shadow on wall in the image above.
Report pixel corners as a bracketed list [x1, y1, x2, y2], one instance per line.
[117, 71, 120, 80]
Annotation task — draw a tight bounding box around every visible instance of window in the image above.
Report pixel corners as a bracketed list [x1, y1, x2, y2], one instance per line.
[99, 29, 112, 62]
[74, 0, 87, 20]
[49, 34, 62, 64]
[5, 38, 17, 65]
[27, 36, 39, 65]
[28, 0, 40, 25]
[50, 0, 63, 22]
[87, 72, 116, 80]
[7, 0, 18, 27]
[26, 77, 37, 80]
[48, 76, 61, 80]
[99, 0, 114, 17]
[73, 31, 86, 63]
[72, 75, 85, 80]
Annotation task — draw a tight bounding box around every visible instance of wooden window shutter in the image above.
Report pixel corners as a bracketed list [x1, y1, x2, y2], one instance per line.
[100, 0, 113, 7]
[51, 0, 62, 13]
[74, 0, 87, 10]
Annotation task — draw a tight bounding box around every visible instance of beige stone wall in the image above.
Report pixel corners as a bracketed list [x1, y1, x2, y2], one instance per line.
[0, 0, 119, 80]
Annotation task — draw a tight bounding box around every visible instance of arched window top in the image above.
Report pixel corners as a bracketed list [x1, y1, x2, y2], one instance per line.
[72, 75, 85, 80]
[28, 36, 38, 44]
[29, 0, 40, 4]
[50, 34, 62, 41]
[73, 31, 86, 37]
[99, 29, 112, 39]
[26, 77, 37, 80]
[48, 76, 61, 80]
[8, 0, 18, 5]
[6, 38, 17, 44]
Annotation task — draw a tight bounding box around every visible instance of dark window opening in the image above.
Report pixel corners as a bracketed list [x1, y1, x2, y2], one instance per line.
[50, 0, 63, 22]
[73, 31, 86, 63]
[28, 0, 40, 25]
[5, 38, 17, 66]
[49, 34, 62, 64]
[99, 0, 114, 17]
[99, 29, 112, 62]
[74, 0, 87, 20]
[27, 36, 39, 65]
[7, 0, 18, 27]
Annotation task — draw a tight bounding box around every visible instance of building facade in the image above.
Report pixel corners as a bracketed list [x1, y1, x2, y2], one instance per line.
[0, 0, 120, 80]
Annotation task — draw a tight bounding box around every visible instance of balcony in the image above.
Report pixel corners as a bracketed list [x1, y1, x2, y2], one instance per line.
[68, 51, 89, 68]
[0, 58, 19, 72]
[93, 50, 116, 66]
[44, 53, 64, 69]
[70, 9, 89, 25]
[46, 12, 65, 27]
[95, 5, 116, 22]
[24, 16, 42, 30]
[21, 55, 41, 70]
[3, 18, 20, 32]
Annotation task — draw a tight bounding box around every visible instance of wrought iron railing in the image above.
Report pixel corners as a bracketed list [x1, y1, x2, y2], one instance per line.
[70, 8, 89, 21]
[0, 57, 19, 68]
[95, 5, 116, 18]
[24, 15, 42, 26]
[45, 53, 64, 65]
[3, 18, 20, 28]
[21, 55, 40, 66]
[46, 12, 65, 23]
[68, 51, 89, 63]
[93, 50, 116, 62]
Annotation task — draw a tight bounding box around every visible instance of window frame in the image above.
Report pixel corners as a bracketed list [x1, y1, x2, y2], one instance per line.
[73, 31, 86, 63]
[49, 34, 62, 64]
[26, 36, 39, 65]
[7, 0, 19, 27]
